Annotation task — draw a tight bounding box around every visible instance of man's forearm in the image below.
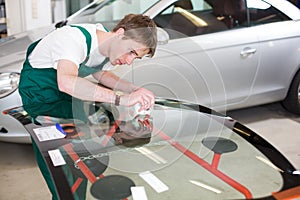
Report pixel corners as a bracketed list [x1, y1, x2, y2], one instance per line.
[96, 71, 139, 93]
[59, 74, 116, 103]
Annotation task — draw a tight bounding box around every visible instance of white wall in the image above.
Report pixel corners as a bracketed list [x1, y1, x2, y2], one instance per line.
[5, 0, 23, 35]
[22, 0, 52, 31]
[6, 0, 66, 36]
[52, 0, 66, 24]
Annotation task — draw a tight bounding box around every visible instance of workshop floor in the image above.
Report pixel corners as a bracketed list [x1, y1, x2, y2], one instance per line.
[0, 103, 299, 200]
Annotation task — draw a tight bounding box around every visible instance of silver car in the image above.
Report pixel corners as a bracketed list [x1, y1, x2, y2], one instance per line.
[1, 0, 300, 143]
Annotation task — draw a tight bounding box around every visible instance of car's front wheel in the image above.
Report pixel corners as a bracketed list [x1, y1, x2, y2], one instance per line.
[282, 70, 300, 115]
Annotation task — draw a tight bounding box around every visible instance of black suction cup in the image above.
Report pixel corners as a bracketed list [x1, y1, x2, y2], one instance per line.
[90, 175, 135, 200]
[202, 137, 238, 154]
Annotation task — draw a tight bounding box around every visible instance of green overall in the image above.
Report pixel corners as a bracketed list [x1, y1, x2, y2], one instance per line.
[19, 25, 109, 105]
[19, 25, 108, 200]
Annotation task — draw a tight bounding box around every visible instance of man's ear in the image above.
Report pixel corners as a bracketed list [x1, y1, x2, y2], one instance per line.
[115, 28, 125, 36]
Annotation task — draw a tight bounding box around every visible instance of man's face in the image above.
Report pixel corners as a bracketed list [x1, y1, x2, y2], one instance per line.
[109, 37, 150, 66]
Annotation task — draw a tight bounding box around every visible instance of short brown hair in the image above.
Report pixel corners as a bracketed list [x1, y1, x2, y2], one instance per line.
[113, 14, 157, 57]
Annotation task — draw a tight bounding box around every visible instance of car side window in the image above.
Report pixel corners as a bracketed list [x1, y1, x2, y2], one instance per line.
[153, 0, 248, 38]
[246, 0, 290, 26]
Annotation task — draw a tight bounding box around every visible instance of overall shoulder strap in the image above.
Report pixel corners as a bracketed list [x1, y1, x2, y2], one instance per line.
[70, 25, 109, 77]
[70, 25, 91, 56]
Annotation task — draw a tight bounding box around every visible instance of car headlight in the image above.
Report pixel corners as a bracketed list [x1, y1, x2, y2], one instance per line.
[0, 72, 20, 98]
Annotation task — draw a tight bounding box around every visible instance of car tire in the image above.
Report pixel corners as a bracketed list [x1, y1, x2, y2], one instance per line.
[282, 70, 300, 115]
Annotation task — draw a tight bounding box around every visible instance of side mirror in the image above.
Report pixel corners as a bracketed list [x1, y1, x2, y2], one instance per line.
[55, 20, 68, 29]
[157, 27, 169, 45]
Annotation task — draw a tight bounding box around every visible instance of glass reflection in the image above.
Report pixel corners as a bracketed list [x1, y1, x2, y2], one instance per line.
[23, 98, 153, 147]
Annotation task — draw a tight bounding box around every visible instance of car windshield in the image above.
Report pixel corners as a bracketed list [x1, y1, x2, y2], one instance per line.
[68, 0, 160, 30]
[9, 98, 300, 199]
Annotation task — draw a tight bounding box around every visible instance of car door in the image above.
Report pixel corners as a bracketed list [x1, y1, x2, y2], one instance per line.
[132, 0, 260, 111]
[241, 0, 300, 105]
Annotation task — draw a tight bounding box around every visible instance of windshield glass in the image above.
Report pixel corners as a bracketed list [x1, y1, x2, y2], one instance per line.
[69, 0, 160, 30]
[11, 98, 298, 199]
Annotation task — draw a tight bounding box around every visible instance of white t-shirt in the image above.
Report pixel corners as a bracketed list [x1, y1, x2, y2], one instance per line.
[28, 23, 108, 70]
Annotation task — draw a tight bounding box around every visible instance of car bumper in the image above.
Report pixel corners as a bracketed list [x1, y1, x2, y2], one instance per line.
[0, 89, 31, 144]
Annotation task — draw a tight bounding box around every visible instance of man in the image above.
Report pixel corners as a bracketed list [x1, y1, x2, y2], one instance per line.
[19, 14, 157, 200]
[19, 14, 157, 111]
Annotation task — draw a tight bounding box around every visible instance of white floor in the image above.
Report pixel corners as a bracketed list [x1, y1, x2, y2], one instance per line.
[0, 102, 299, 200]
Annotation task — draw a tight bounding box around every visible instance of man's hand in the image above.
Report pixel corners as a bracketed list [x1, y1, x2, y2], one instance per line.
[120, 88, 154, 111]
[118, 115, 153, 138]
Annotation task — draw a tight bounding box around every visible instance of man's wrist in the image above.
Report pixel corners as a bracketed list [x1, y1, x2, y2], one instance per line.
[131, 86, 140, 93]
[114, 91, 123, 106]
